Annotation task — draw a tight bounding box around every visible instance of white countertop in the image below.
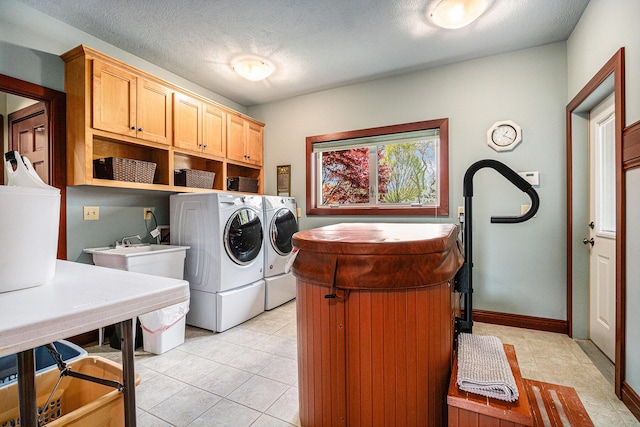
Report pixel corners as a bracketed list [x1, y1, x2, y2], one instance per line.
[0, 260, 189, 357]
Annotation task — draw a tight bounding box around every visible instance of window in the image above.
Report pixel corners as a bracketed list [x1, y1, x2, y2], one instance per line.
[306, 118, 449, 216]
[595, 111, 616, 234]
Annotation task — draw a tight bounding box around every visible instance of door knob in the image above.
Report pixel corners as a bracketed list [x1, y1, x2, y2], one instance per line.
[583, 237, 594, 247]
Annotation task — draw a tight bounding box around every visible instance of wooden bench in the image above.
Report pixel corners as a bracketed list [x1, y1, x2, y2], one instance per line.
[448, 344, 533, 426]
[448, 344, 594, 427]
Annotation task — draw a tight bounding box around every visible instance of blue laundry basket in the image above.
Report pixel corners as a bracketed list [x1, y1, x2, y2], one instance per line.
[0, 340, 87, 387]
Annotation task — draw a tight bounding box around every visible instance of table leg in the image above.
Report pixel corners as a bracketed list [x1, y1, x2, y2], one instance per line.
[121, 318, 137, 427]
[17, 348, 37, 427]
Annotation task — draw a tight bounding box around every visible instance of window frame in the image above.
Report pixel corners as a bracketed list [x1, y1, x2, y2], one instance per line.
[306, 118, 449, 216]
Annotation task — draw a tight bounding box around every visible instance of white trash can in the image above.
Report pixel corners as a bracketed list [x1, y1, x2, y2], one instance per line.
[139, 301, 190, 354]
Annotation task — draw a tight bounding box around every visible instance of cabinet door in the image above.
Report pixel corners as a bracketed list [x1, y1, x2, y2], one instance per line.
[137, 78, 172, 145]
[173, 93, 201, 152]
[227, 114, 246, 163]
[245, 121, 263, 166]
[92, 60, 137, 137]
[202, 103, 226, 157]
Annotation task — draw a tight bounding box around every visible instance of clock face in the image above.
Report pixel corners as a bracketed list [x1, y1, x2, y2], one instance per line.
[492, 125, 517, 146]
[487, 120, 522, 152]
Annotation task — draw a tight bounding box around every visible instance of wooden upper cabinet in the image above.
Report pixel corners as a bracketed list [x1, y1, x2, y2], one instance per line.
[137, 78, 172, 144]
[92, 59, 172, 144]
[202, 102, 226, 158]
[62, 45, 263, 193]
[227, 114, 263, 166]
[246, 120, 263, 166]
[174, 94, 226, 158]
[92, 60, 137, 138]
[173, 92, 202, 152]
[227, 114, 246, 162]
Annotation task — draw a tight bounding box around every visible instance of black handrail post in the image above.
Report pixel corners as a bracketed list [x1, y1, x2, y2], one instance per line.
[455, 159, 539, 336]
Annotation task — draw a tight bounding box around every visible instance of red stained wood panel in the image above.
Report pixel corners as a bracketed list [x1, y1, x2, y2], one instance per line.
[297, 280, 453, 426]
[623, 120, 640, 170]
[297, 282, 347, 427]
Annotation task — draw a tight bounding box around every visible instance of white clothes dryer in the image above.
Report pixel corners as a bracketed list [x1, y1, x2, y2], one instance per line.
[262, 195, 298, 310]
[170, 192, 265, 331]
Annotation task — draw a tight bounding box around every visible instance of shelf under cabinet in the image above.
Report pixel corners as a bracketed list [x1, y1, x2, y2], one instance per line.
[173, 152, 224, 190]
[92, 137, 170, 186]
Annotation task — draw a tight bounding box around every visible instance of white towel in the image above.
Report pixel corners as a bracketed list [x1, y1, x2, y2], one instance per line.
[456, 333, 519, 402]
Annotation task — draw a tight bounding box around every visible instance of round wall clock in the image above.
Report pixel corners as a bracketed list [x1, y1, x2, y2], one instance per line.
[487, 120, 522, 152]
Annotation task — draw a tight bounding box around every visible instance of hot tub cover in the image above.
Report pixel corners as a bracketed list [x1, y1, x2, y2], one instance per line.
[291, 223, 463, 290]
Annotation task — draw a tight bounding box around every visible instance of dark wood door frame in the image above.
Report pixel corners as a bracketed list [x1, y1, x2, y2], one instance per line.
[8, 101, 49, 183]
[566, 48, 625, 397]
[0, 73, 67, 259]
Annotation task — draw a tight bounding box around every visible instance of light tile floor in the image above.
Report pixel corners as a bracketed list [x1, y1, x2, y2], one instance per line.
[474, 322, 639, 427]
[87, 302, 639, 426]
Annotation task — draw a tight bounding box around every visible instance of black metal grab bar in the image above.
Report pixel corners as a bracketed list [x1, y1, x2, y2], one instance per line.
[455, 159, 540, 335]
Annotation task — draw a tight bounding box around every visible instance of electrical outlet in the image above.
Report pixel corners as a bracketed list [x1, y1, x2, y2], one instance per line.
[83, 206, 99, 221]
[457, 206, 464, 217]
[521, 204, 537, 217]
[144, 208, 153, 220]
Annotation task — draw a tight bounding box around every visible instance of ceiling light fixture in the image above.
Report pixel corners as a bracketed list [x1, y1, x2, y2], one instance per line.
[231, 55, 274, 81]
[428, 0, 491, 30]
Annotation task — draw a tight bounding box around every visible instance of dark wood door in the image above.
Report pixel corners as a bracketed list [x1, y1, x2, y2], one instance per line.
[8, 101, 49, 184]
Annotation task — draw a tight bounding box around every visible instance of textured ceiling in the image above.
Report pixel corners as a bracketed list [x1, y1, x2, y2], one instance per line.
[15, 0, 589, 107]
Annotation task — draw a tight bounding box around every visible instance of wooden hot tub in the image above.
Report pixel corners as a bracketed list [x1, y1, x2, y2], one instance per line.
[291, 223, 464, 426]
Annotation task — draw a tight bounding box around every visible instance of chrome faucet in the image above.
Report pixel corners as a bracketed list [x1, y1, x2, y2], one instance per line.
[116, 235, 142, 247]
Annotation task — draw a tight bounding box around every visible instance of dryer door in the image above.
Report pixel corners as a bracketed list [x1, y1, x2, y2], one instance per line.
[224, 208, 263, 265]
[270, 208, 298, 256]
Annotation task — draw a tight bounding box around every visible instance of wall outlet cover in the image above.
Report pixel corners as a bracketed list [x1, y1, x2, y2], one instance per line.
[83, 206, 99, 220]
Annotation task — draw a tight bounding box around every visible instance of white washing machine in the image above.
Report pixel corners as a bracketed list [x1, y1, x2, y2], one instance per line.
[263, 195, 298, 310]
[170, 192, 265, 332]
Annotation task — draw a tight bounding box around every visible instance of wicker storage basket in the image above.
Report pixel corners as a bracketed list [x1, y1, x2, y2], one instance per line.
[174, 169, 215, 189]
[0, 356, 140, 427]
[94, 157, 156, 184]
[227, 176, 259, 193]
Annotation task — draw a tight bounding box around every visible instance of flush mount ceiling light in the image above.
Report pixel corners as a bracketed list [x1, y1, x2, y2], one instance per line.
[428, 0, 491, 29]
[231, 55, 274, 81]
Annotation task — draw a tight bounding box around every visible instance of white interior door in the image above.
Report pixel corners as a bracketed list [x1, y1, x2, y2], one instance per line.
[587, 93, 616, 362]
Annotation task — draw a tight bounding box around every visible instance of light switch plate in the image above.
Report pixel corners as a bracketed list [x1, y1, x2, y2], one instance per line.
[83, 206, 99, 220]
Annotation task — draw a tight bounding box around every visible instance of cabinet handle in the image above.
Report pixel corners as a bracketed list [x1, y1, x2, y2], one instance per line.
[138, 127, 143, 132]
[203, 145, 208, 148]
[131, 126, 136, 130]
[198, 144, 203, 147]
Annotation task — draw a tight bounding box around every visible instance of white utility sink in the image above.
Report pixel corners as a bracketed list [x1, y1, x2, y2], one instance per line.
[84, 244, 190, 280]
